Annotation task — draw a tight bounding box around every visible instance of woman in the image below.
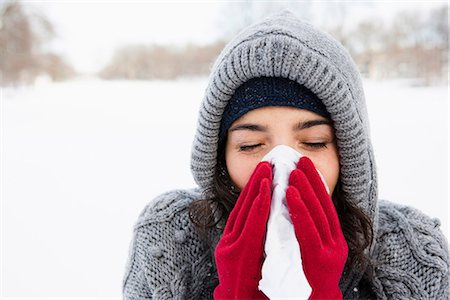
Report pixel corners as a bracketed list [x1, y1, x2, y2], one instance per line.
[123, 10, 449, 299]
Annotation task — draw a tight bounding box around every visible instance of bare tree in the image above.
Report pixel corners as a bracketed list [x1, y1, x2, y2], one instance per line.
[0, 1, 37, 85]
[215, 1, 313, 41]
[348, 4, 448, 84]
[0, 0, 74, 86]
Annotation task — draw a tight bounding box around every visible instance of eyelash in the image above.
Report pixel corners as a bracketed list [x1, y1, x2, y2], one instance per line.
[239, 142, 327, 152]
[239, 144, 261, 152]
[303, 142, 328, 149]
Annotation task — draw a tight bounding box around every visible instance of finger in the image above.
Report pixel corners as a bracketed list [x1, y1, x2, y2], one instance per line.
[228, 164, 272, 243]
[216, 185, 270, 283]
[229, 161, 272, 236]
[236, 178, 272, 249]
[298, 156, 342, 239]
[289, 168, 333, 246]
[223, 161, 271, 235]
[224, 161, 272, 238]
[286, 185, 323, 251]
[297, 157, 328, 196]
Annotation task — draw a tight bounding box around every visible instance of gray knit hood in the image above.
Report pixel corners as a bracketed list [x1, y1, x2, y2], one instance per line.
[190, 8, 378, 261]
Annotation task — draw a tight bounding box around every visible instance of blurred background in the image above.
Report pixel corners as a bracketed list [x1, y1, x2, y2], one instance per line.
[1, 0, 448, 298]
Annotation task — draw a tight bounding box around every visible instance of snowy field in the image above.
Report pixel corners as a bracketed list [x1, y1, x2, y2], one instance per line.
[2, 77, 448, 297]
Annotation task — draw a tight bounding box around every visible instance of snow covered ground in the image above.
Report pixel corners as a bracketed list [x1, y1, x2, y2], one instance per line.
[2, 77, 448, 297]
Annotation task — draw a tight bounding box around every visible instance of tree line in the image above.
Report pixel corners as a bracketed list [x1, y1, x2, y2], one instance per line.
[1, 1, 447, 86]
[100, 4, 447, 85]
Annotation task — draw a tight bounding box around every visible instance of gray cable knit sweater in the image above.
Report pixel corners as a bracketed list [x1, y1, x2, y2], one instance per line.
[123, 10, 450, 299]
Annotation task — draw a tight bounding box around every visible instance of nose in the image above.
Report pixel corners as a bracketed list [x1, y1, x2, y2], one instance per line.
[271, 137, 298, 153]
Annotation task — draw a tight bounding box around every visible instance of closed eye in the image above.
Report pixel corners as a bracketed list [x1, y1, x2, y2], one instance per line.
[302, 142, 327, 149]
[239, 144, 261, 152]
[239, 142, 328, 152]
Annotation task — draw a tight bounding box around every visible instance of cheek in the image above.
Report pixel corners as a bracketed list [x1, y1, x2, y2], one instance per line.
[225, 152, 260, 191]
[310, 153, 340, 195]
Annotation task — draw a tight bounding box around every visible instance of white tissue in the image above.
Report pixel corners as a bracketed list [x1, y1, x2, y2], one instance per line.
[258, 145, 329, 299]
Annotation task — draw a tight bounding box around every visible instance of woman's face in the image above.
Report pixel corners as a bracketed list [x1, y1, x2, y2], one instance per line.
[225, 106, 340, 194]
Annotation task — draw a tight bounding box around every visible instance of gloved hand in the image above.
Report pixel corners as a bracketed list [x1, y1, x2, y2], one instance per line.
[286, 156, 348, 300]
[214, 161, 273, 300]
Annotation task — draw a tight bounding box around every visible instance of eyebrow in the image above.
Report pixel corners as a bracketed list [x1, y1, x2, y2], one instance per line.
[294, 119, 333, 130]
[229, 119, 333, 133]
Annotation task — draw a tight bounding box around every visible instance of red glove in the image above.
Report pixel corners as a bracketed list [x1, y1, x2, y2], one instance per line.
[286, 156, 348, 300]
[214, 161, 273, 300]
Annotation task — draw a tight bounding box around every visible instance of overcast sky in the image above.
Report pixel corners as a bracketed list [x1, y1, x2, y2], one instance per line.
[25, 1, 447, 74]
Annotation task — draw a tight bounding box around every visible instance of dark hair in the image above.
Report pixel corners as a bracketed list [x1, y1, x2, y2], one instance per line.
[188, 137, 375, 281]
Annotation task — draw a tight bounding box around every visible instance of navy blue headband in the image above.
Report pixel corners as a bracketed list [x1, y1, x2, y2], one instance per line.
[218, 76, 330, 145]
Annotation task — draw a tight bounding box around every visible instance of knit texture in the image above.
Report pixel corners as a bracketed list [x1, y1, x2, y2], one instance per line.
[122, 188, 449, 299]
[123, 189, 219, 300]
[123, 10, 450, 299]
